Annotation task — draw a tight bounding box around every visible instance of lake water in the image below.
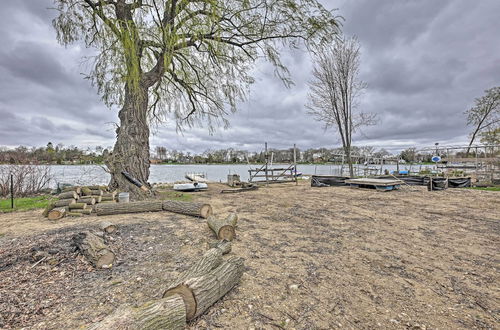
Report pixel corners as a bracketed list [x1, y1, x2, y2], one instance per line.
[33, 163, 434, 187]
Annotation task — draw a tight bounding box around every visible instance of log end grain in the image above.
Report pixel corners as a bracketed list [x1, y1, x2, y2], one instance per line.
[47, 207, 66, 220]
[200, 204, 213, 218]
[218, 225, 235, 241]
[164, 285, 196, 320]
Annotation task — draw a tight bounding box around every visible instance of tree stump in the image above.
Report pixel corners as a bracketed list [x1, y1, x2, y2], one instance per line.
[72, 231, 115, 268]
[48, 207, 67, 220]
[100, 221, 117, 233]
[89, 295, 186, 330]
[58, 191, 78, 199]
[96, 201, 163, 216]
[207, 214, 238, 241]
[164, 257, 244, 320]
[161, 200, 213, 218]
[54, 198, 76, 207]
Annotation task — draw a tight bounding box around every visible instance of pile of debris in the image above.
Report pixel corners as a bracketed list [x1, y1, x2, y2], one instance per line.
[43, 186, 117, 220]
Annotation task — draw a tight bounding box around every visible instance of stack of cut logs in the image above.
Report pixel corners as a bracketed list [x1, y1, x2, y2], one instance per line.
[43, 185, 117, 220]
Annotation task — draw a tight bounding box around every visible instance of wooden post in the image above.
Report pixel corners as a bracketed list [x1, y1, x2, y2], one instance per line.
[293, 144, 298, 185]
[10, 174, 14, 209]
[265, 142, 268, 185]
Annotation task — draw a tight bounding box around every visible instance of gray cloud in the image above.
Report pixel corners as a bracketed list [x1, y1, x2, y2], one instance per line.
[0, 0, 499, 154]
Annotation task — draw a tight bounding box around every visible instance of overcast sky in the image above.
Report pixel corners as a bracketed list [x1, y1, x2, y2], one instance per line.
[0, 0, 499, 154]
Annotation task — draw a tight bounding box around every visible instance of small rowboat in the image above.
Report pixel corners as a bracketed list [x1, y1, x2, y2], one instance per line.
[185, 173, 209, 183]
[173, 182, 208, 192]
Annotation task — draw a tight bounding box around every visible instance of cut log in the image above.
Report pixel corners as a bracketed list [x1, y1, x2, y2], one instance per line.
[63, 186, 82, 194]
[87, 185, 108, 191]
[72, 231, 115, 268]
[162, 244, 232, 317]
[101, 196, 115, 202]
[162, 200, 213, 218]
[207, 214, 237, 241]
[81, 187, 92, 196]
[54, 198, 76, 207]
[48, 207, 67, 220]
[77, 197, 94, 204]
[69, 202, 87, 210]
[89, 295, 186, 330]
[164, 257, 244, 320]
[78, 197, 96, 205]
[72, 208, 92, 215]
[91, 189, 103, 196]
[58, 191, 78, 199]
[96, 201, 163, 216]
[42, 201, 56, 217]
[67, 212, 84, 217]
[102, 192, 116, 199]
[99, 221, 117, 233]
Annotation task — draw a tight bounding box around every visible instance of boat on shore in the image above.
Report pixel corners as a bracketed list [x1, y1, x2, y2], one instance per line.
[185, 172, 209, 182]
[173, 182, 208, 192]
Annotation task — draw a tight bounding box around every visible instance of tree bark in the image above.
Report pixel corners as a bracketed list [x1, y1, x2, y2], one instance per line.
[164, 257, 244, 320]
[207, 214, 237, 241]
[42, 201, 56, 217]
[106, 84, 151, 200]
[72, 231, 115, 268]
[89, 295, 186, 330]
[96, 201, 163, 216]
[162, 200, 213, 218]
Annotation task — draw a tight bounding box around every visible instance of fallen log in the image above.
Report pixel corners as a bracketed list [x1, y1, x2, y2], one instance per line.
[164, 257, 244, 320]
[54, 198, 76, 207]
[162, 200, 213, 218]
[58, 191, 78, 199]
[48, 207, 67, 220]
[101, 196, 115, 202]
[96, 201, 163, 216]
[72, 231, 115, 268]
[78, 197, 96, 205]
[207, 213, 238, 241]
[102, 192, 116, 199]
[68, 202, 87, 210]
[89, 295, 186, 330]
[42, 201, 56, 217]
[99, 221, 117, 233]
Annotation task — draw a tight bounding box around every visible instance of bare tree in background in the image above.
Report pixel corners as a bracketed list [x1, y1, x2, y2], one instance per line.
[465, 87, 500, 156]
[306, 37, 376, 177]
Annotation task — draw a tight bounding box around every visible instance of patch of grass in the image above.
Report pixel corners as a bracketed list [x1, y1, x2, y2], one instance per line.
[157, 190, 193, 202]
[0, 195, 56, 213]
[467, 186, 500, 191]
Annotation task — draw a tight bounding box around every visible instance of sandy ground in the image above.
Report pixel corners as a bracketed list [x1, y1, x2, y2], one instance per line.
[0, 181, 499, 329]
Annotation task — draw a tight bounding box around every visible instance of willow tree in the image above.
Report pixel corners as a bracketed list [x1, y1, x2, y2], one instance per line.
[52, 0, 340, 197]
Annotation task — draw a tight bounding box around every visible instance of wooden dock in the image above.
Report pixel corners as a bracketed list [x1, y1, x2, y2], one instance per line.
[345, 178, 404, 191]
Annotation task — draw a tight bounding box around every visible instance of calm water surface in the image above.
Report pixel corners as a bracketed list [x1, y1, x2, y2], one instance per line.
[39, 163, 433, 187]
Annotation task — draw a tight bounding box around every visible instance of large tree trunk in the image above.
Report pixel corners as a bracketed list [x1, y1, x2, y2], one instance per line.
[106, 84, 151, 200]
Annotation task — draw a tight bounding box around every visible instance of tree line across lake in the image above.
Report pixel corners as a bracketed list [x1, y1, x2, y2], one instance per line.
[0, 143, 472, 165]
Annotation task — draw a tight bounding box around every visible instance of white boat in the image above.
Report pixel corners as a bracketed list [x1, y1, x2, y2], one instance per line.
[173, 182, 208, 192]
[185, 173, 209, 183]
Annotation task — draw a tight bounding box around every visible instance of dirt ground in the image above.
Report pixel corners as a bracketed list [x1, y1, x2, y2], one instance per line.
[0, 181, 498, 329]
